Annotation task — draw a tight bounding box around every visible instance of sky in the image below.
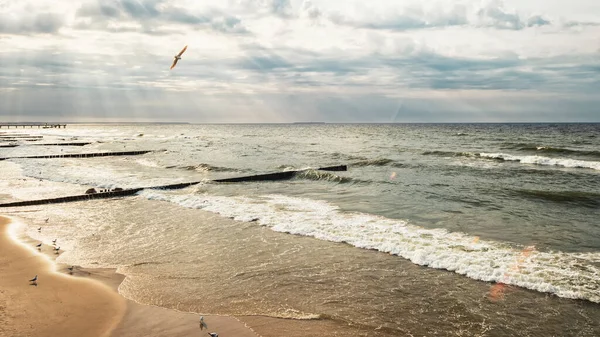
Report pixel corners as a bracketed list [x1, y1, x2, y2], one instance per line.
[0, 0, 599, 123]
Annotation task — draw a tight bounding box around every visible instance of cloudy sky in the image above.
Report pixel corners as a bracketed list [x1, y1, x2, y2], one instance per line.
[1, 0, 599, 123]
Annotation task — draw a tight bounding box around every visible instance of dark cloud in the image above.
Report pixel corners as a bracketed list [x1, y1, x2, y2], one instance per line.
[76, 3, 121, 18]
[0, 12, 64, 35]
[270, 0, 292, 18]
[230, 42, 600, 95]
[74, 0, 249, 35]
[325, 1, 553, 31]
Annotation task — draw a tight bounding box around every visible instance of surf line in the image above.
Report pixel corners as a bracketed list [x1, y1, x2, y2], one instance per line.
[0, 165, 348, 208]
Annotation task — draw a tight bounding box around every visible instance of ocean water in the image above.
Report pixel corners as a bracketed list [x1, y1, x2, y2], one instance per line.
[1, 123, 599, 336]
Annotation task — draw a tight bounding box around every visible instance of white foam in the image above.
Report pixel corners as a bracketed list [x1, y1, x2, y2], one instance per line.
[141, 190, 600, 303]
[480, 153, 600, 170]
[135, 158, 161, 168]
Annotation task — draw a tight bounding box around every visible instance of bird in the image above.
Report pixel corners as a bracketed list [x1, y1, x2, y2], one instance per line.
[170, 45, 188, 70]
[54, 246, 60, 254]
[29, 275, 38, 284]
[44, 218, 49, 223]
[52, 239, 57, 245]
[67, 266, 74, 274]
[37, 227, 42, 232]
[199, 316, 208, 330]
[208, 333, 218, 337]
[35, 243, 42, 249]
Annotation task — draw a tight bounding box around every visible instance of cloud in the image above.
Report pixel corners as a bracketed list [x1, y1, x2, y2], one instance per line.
[73, 0, 249, 35]
[1, 0, 599, 122]
[309, 0, 558, 31]
[0, 12, 64, 34]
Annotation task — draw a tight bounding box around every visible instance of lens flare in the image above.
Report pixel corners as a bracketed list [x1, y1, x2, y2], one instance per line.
[488, 245, 536, 302]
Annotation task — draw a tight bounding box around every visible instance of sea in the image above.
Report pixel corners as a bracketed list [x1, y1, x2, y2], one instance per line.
[1, 123, 599, 337]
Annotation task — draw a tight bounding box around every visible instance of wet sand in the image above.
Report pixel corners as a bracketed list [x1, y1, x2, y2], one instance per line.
[0, 216, 125, 337]
[0, 215, 262, 337]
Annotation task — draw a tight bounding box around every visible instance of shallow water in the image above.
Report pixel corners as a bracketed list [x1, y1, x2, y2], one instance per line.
[1, 123, 599, 336]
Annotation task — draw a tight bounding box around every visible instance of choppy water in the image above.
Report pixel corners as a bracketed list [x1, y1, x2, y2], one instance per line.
[1, 123, 599, 336]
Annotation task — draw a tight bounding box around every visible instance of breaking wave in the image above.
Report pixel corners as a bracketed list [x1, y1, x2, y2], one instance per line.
[140, 191, 600, 304]
[479, 153, 600, 171]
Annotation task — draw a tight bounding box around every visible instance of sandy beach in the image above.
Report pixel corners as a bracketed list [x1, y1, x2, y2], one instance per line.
[0, 215, 262, 337]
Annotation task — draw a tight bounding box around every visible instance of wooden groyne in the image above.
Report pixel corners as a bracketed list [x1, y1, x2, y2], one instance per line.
[0, 150, 151, 161]
[0, 135, 44, 138]
[0, 124, 66, 129]
[0, 188, 144, 207]
[213, 165, 347, 182]
[0, 136, 44, 141]
[0, 142, 92, 147]
[213, 171, 297, 183]
[0, 165, 348, 207]
[32, 142, 91, 146]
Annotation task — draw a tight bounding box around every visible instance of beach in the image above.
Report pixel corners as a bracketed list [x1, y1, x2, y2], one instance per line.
[0, 216, 125, 337]
[1, 123, 599, 336]
[0, 215, 264, 337]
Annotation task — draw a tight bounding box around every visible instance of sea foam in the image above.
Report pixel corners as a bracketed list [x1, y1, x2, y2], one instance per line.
[141, 190, 600, 303]
[480, 153, 600, 170]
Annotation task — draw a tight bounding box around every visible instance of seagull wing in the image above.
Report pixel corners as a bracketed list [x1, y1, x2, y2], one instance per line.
[170, 58, 178, 70]
[177, 45, 188, 57]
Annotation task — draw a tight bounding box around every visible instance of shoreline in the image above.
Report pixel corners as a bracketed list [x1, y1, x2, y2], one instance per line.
[0, 215, 262, 337]
[0, 215, 125, 337]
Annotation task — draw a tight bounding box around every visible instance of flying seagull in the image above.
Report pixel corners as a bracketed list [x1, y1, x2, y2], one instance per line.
[170, 45, 188, 70]
[199, 316, 208, 330]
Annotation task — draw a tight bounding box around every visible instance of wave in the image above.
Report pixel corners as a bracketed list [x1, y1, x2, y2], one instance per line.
[501, 143, 600, 158]
[350, 158, 400, 167]
[141, 191, 600, 304]
[422, 151, 475, 158]
[479, 153, 600, 171]
[294, 169, 353, 183]
[511, 189, 600, 208]
[134, 159, 161, 168]
[165, 163, 238, 172]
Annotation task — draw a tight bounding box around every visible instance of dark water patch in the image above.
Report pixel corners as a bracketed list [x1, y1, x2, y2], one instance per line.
[422, 150, 475, 158]
[331, 152, 367, 161]
[132, 261, 163, 267]
[431, 183, 451, 187]
[511, 189, 600, 208]
[351, 158, 395, 167]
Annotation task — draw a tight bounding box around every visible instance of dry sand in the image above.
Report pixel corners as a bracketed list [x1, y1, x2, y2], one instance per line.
[0, 216, 125, 337]
[0, 215, 262, 337]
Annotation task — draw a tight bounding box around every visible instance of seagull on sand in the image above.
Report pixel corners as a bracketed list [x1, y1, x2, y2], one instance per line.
[170, 45, 188, 70]
[199, 316, 208, 330]
[208, 333, 218, 337]
[29, 275, 38, 284]
[37, 227, 42, 232]
[67, 266, 74, 274]
[54, 246, 60, 254]
[44, 218, 49, 223]
[52, 239, 57, 245]
[35, 242, 42, 249]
